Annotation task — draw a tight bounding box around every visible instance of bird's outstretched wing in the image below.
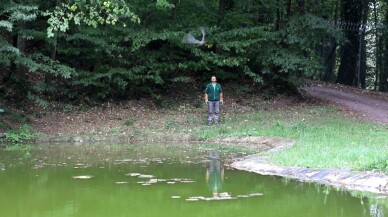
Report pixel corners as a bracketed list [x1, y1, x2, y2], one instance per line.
[182, 27, 205, 45]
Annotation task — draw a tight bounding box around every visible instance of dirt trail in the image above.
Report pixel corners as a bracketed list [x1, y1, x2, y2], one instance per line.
[303, 84, 388, 124]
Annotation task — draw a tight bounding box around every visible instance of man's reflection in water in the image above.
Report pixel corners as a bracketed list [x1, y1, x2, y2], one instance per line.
[206, 150, 224, 198]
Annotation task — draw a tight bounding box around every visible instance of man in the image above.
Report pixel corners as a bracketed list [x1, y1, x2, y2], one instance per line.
[204, 76, 223, 126]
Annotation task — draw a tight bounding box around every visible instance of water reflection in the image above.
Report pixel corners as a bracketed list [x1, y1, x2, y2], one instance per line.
[206, 150, 224, 198]
[0, 144, 387, 217]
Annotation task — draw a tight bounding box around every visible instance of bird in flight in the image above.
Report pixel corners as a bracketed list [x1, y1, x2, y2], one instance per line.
[183, 27, 205, 46]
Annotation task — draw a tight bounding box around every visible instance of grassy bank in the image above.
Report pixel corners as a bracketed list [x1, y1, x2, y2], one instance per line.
[2, 92, 387, 173]
[160, 105, 388, 173]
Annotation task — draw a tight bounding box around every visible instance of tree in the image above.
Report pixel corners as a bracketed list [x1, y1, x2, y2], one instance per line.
[2, 0, 388, 105]
[336, 0, 368, 86]
[380, 1, 388, 91]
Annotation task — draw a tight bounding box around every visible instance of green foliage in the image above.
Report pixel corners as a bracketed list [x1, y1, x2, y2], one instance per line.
[0, 20, 13, 31]
[366, 159, 388, 173]
[2, 4, 38, 22]
[156, 0, 175, 9]
[43, 0, 140, 37]
[0, 0, 376, 105]
[4, 125, 34, 144]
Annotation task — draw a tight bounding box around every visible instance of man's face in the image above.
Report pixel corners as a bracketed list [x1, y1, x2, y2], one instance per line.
[211, 76, 217, 83]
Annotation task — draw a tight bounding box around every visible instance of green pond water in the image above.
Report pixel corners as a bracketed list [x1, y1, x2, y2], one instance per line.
[0, 143, 387, 217]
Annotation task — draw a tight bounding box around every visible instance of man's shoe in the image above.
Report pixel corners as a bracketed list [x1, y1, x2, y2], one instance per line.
[207, 121, 212, 126]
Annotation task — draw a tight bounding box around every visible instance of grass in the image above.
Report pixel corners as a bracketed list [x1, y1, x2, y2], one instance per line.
[163, 105, 388, 172]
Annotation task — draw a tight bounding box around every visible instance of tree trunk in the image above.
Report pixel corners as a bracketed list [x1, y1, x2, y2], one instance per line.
[171, 0, 178, 20]
[321, 2, 340, 82]
[297, 0, 305, 13]
[46, 0, 62, 92]
[359, 1, 369, 88]
[373, 0, 379, 90]
[380, 9, 388, 92]
[15, 21, 27, 81]
[336, 0, 364, 86]
[218, 0, 234, 27]
[286, 0, 292, 18]
[276, 0, 281, 30]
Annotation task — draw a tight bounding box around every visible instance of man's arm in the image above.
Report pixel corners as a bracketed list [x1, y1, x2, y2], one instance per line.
[220, 93, 223, 104]
[205, 93, 209, 104]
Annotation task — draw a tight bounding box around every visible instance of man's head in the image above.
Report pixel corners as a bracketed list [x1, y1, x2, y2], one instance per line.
[211, 76, 217, 83]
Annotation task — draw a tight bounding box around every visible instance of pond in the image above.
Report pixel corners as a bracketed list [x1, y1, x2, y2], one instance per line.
[0, 143, 387, 217]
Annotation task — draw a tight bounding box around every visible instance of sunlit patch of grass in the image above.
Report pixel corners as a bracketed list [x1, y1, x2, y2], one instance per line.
[260, 110, 388, 171]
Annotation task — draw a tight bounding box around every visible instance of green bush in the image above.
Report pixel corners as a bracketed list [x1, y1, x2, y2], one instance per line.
[4, 124, 34, 144]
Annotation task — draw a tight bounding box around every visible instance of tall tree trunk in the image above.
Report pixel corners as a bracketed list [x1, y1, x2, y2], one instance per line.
[297, 0, 305, 13]
[286, 0, 292, 18]
[322, 2, 340, 82]
[359, 1, 369, 88]
[218, 0, 234, 27]
[276, 0, 281, 30]
[336, 0, 364, 86]
[171, 0, 178, 20]
[381, 9, 388, 91]
[46, 0, 61, 93]
[373, 0, 380, 90]
[14, 21, 27, 82]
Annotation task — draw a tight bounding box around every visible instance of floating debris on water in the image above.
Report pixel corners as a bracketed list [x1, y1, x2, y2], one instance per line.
[138, 174, 155, 179]
[72, 175, 93, 179]
[167, 182, 176, 184]
[148, 179, 158, 183]
[184, 192, 237, 201]
[237, 195, 250, 198]
[180, 180, 195, 183]
[115, 181, 129, 184]
[249, 193, 263, 197]
[126, 173, 141, 177]
[219, 192, 230, 197]
[142, 183, 151, 186]
[189, 196, 205, 200]
[116, 159, 133, 162]
[186, 198, 199, 201]
[140, 179, 159, 185]
[236, 193, 263, 198]
[171, 196, 181, 199]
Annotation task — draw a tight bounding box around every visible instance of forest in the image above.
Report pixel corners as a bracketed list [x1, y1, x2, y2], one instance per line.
[1, 0, 388, 107]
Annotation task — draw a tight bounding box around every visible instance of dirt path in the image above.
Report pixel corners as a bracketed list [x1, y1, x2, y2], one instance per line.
[302, 84, 388, 124]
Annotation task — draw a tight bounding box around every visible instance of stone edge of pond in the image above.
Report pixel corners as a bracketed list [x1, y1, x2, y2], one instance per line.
[231, 155, 388, 196]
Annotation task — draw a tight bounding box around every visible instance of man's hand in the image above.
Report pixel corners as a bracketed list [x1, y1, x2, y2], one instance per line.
[220, 99, 224, 104]
[205, 99, 209, 104]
